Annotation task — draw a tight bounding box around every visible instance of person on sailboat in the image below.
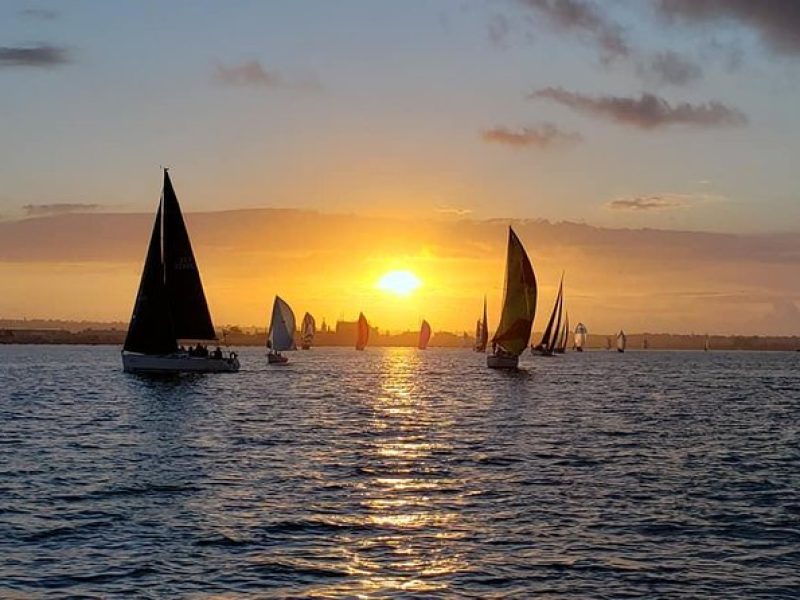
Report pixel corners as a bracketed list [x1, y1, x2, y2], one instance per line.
[212, 346, 223, 359]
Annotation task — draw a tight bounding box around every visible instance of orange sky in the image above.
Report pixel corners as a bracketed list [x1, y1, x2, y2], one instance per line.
[2, 209, 799, 336]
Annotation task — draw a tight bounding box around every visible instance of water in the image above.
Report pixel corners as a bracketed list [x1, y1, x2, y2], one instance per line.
[1, 346, 799, 598]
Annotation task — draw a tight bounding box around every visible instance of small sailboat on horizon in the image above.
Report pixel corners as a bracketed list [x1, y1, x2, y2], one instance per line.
[122, 169, 239, 374]
[487, 227, 537, 369]
[267, 296, 296, 364]
[474, 297, 489, 353]
[617, 330, 627, 353]
[355, 312, 369, 351]
[418, 320, 432, 350]
[574, 322, 588, 352]
[300, 312, 316, 350]
[532, 274, 563, 357]
[704, 334, 710, 352]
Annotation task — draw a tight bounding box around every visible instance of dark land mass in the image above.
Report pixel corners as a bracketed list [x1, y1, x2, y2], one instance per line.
[1, 319, 798, 351]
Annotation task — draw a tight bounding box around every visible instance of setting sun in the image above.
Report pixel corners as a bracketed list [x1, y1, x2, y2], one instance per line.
[376, 270, 422, 296]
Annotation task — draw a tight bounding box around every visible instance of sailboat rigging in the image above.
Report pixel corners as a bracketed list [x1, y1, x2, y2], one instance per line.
[487, 227, 537, 369]
[122, 170, 239, 373]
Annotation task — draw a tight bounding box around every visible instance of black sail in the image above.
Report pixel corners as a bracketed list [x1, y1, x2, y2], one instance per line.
[123, 205, 177, 354]
[161, 170, 216, 340]
[537, 276, 563, 349]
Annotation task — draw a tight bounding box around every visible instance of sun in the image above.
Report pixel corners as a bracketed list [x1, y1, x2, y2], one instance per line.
[376, 270, 421, 296]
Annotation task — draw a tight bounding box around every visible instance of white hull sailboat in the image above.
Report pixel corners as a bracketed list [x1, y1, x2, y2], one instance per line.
[487, 227, 537, 369]
[267, 295, 296, 365]
[121, 170, 239, 374]
[574, 322, 587, 352]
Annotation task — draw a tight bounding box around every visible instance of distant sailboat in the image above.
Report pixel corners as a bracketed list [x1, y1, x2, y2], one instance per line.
[355, 312, 369, 350]
[617, 330, 627, 353]
[704, 334, 710, 352]
[532, 274, 563, 356]
[574, 322, 588, 352]
[300, 312, 316, 350]
[474, 297, 489, 352]
[418, 320, 432, 350]
[642, 336, 649, 350]
[556, 311, 569, 354]
[487, 227, 537, 369]
[122, 170, 239, 374]
[267, 295, 296, 364]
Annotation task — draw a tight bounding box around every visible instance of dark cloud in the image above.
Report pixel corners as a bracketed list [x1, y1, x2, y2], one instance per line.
[658, 0, 800, 55]
[19, 8, 59, 20]
[517, 0, 629, 59]
[639, 50, 703, 86]
[23, 203, 100, 217]
[212, 60, 320, 91]
[481, 124, 582, 148]
[606, 196, 688, 211]
[0, 44, 70, 68]
[530, 87, 747, 129]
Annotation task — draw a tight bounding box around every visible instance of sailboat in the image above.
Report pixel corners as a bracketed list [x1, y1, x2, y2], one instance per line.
[300, 312, 316, 350]
[556, 312, 569, 354]
[355, 312, 369, 350]
[532, 274, 563, 356]
[267, 296, 296, 364]
[642, 336, 649, 350]
[418, 320, 432, 350]
[122, 170, 239, 374]
[487, 227, 537, 369]
[574, 322, 588, 352]
[474, 297, 489, 352]
[704, 334, 710, 352]
[616, 330, 627, 353]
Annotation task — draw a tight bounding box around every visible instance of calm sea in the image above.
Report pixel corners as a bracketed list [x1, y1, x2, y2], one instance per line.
[1, 346, 799, 598]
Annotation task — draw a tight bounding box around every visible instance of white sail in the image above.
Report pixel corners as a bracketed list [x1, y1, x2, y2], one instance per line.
[268, 296, 296, 352]
[301, 312, 316, 347]
[616, 330, 627, 352]
[574, 322, 588, 350]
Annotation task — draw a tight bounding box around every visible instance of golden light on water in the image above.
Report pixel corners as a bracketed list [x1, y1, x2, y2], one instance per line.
[375, 270, 422, 296]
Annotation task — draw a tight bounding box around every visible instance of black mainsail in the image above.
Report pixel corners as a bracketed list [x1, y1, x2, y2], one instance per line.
[123, 205, 177, 355]
[536, 275, 563, 352]
[161, 171, 216, 341]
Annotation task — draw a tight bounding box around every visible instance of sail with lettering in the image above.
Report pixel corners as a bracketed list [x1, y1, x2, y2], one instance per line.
[418, 320, 432, 350]
[617, 330, 627, 353]
[574, 322, 587, 352]
[487, 227, 537, 369]
[300, 312, 316, 349]
[356, 312, 369, 350]
[122, 170, 239, 373]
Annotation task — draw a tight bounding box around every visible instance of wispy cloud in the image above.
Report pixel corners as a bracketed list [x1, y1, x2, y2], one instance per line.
[0, 44, 70, 68]
[658, 0, 800, 56]
[530, 87, 747, 129]
[435, 205, 473, 217]
[18, 8, 59, 20]
[481, 124, 582, 148]
[212, 60, 320, 91]
[638, 50, 703, 86]
[517, 0, 629, 59]
[23, 203, 100, 217]
[606, 196, 689, 212]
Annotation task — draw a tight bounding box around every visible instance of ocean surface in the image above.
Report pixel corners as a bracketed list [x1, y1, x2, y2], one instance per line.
[1, 345, 799, 599]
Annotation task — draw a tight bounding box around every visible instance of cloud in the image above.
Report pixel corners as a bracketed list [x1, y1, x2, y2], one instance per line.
[658, 0, 800, 56]
[638, 50, 703, 86]
[481, 124, 582, 148]
[517, 0, 629, 59]
[23, 203, 100, 217]
[435, 205, 473, 216]
[18, 8, 59, 20]
[212, 60, 320, 91]
[606, 196, 689, 212]
[0, 44, 70, 68]
[530, 87, 747, 129]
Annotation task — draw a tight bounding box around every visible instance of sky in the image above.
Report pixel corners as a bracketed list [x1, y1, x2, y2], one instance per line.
[2, 1, 800, 333]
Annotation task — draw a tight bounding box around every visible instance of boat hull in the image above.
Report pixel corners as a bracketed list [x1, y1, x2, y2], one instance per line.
[122, 352, 239, 374]
[487, 353, 519, 369]
[267, 352, 289, 365]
